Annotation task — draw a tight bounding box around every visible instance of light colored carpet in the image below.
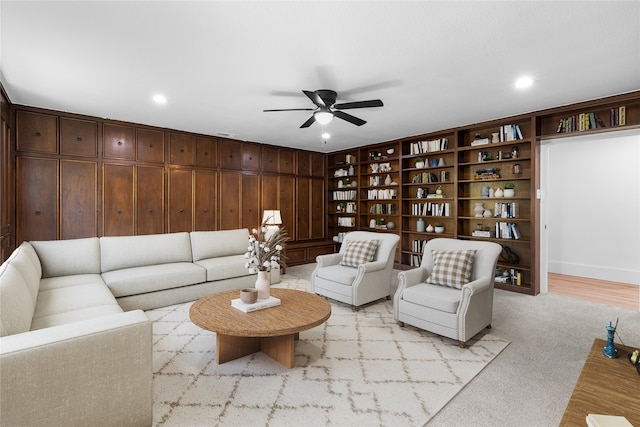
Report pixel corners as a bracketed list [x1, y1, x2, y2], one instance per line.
[148, 275, 509, 426]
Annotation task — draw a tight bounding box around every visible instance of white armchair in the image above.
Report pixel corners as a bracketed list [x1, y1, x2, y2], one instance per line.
[311, 231, 400, 310]
[393, 238, 501, 347]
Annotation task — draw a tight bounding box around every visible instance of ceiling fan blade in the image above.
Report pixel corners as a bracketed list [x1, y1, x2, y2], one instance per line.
[263, 108, 315, 112]
[303, 90, 326, 107]
[300, 115, 316, 128]
[333, 110, 366, 126]
[334, 99, 384, 110]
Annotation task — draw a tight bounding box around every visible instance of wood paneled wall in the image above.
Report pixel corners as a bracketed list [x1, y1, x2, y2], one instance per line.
[4, 105, 328, 264]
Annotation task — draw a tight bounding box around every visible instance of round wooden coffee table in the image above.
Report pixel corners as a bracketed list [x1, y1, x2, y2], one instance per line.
[189, 288, 331, 368]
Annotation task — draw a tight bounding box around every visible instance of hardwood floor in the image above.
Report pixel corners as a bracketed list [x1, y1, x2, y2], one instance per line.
[548, 273, 639, 310]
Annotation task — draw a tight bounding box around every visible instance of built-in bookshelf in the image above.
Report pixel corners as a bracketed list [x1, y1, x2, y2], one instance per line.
[325, 91, 640, 295]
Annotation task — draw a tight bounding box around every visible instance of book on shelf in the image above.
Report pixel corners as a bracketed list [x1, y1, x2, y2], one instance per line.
[471, 138, 490, 146]
[472, 230, 494, 238]
[231, 296, 281, 313]
[510, 269, 523, 286]
[410, 138, 448, 154]
[495, 221, 521, 239]
[411, 202, 450, 217]
[494, 202, 520, 218]
[586, 414, 632, 427]
[499, 124, 524, 141]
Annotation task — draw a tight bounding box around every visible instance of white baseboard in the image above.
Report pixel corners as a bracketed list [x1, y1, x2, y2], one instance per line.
[548, 261, 639, 285]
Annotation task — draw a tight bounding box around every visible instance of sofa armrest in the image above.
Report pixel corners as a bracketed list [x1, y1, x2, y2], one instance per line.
[357, 260, 387, 274]
[461, 275, 494, 295]
[0, 310, 152, 426]
[397, 267, 427, 289]
[315, 252, 342, 268]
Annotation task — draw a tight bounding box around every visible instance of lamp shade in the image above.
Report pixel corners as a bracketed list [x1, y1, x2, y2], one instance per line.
[262, 210, 282, 225]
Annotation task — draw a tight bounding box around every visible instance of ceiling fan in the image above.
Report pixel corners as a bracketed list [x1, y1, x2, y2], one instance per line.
[263, 89, 383, 128]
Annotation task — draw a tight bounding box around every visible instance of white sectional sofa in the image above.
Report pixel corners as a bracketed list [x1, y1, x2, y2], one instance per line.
[0, 229, 255, 426]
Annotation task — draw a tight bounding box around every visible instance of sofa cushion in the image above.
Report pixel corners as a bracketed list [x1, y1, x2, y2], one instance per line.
[427, 250, 477, 289]
[0, 263, 35, 336]
[101, 262, 206, 297]
[100, 232, 192, 273]
[194, 254, 252, 282]
[315, 264, 359, 286]
[6, 242, 41, 304]
[190, 229, 249, 261]
[40, 274, 107, 291]
[31, 237, 101, 278]
[401, 283, 462, 314]
[33, 282, 119, 319]
[340, 240, 379, 267]
[30, 304, 124, 330]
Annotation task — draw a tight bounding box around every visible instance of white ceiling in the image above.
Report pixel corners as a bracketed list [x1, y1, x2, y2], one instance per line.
[1, 1, 639, 153]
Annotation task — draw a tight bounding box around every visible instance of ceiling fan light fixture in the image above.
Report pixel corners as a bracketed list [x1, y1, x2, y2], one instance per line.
[314, 110, 333, 125]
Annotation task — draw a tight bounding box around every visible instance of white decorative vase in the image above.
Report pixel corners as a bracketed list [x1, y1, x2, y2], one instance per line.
[504, 188, 515, 197]
[474, 203, 485, 217]
[415, 161, 424, 169]
[426, 224, 434, 233]
[435, 226, 444, 234]
[385, 174, 392, 185]
[495, 188, 504, 198]
[255, 271, 271, 299]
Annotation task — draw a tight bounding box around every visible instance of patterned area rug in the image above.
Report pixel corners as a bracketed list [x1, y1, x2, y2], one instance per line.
[148, 275, 509, 426]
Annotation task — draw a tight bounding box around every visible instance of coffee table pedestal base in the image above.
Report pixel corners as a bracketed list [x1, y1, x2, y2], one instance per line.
[216, 333, 300, 368]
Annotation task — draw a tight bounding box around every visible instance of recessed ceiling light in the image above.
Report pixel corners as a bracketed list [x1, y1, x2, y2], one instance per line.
[152, 94, 167, 104]
[322, 132, 331, 139]
[515, 77, 534, 89]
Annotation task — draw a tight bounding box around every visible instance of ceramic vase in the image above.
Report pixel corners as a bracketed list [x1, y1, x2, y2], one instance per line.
[495, 188, 504, 198]
[255, 271, 271, 299]
[504, 188, 515, 197]
[474, 203, 485, 217]
[435, 226, 444, 234]
[417, 218, 426, 232]
[426, 224, 434, 233]
[385, 174, 392, 185]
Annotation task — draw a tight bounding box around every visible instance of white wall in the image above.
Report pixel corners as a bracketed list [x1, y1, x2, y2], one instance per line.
[542, 129, 640, 285]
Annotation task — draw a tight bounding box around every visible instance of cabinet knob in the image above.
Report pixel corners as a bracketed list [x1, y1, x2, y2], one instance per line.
[180, 148, 184, 153]
[203, 208, 208, 213]
[117, 141, 123, 146]
[76, 137, 83, 142]
[179, 208, 184, 213]
[148, 209, 153, 213]
[34, 211, 41, 216]
[35, 132, 41, 137]
[149, 144, 153, 148]
[116, 209, 122, 214]
[204, 152, 208, 156]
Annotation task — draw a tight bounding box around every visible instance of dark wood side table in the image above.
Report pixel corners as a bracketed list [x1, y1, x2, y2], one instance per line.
[560, 338, 640, 426]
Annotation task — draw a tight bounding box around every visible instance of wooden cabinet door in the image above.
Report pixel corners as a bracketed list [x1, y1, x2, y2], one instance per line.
[297, 151, 311, 176]
[169, 133, 195, 166]
[16, 111, 57, 154]
[168, 168, 193, 232]
[196, 136, 217, 168]
[16, 157, 58, 242]
[219, 139, 242, 170]
[279, 175, 295, 238]
[311, 152, 325, 177]
[310, 177, 325, 239]
[103, 124, 135, 160]
[60, 117, 97, 157]
[61, 160, 97, 239]
[102, 163, 134, 236]
[219, 171, 241, 230]
[136, 128, 165, 163]
[136, 165, 164, 235]
[242, 174, 260, 230]
[262, 146, 279, 173]
[279, 149, 295, 174]
[242, 143, 261, 171]
[295, 177, 310, 240]
[194, 170, 217, 231]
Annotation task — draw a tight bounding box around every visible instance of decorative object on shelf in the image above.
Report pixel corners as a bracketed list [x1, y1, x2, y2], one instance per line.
[511, 146, 519, 159]
[338, 180, 344, 188]
[503, 183, 515, 197]
[384, 174, 392, 185]
[494, 187, 504, 198]
[431, 158, 438, 167]
[513, 163, 521, 178]
[603, 319, 619, 359]
[351, 181, 357, 187]
[348, 164, 355, 176]
[481, 185, 490, 197]
[369, 218, 377, 228]
[415, 158, 425, 169]
[489, 188, 495, 198]
[436, 186, 443, 195]
[387, 147, 395, 155]
[434, 222, 444, 233]
[426, 223, 434, 233]
[474, 203, 485, 217]
[417, 218, 425, 232]
[379, 162, 392, 172]
[386, 221, 395, 230]
[438, 157, 445, 167]
[492, 132, 500, 143]
[483, 209, 492, 218]
[370, 163, 380, 173]
[240, 288, 258, 304]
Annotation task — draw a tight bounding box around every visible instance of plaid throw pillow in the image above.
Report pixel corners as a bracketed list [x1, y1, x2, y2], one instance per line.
[340, 240, 379, 267]
[426, 250, 477, 289]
